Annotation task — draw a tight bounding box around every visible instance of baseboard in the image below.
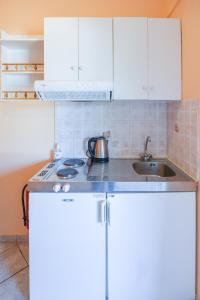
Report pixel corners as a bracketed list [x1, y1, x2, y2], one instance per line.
[0, 234, 28, 242]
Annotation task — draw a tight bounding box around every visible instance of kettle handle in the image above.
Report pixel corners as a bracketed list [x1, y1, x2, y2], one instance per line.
[87, 137, 97, 158]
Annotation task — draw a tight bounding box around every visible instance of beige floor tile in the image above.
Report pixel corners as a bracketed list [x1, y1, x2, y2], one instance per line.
[0, 246, 27, 283]
[0, 242, 16, 255]
[0, 267, 29, 300]
[17, 241, 29, 264]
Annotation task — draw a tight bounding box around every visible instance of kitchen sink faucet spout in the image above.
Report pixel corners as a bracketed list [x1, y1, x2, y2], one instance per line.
[141, 136, 152, 161]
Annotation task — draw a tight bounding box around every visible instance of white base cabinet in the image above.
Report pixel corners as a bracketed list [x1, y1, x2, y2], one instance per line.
[29, 193, 106, 300]
[107, 192, 196, 300]
[29, 192, 195, 300]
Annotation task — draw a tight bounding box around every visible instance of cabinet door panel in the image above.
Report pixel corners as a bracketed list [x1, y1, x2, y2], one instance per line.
[148, 19, 181, 100]
[113, 17, 148, 100]
[29, 193, 106, 300]
[44, 18, 78, 81]
[108, 192, 195, 300]
[79, 18, 113, 81]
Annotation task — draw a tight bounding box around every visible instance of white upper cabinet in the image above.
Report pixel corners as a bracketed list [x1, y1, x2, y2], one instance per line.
[79, 18, 113, 81]
[44, 17, 181, 100]
[148, 19, 181, 100]
[113, 18, 148, 100]
[113, 18, 181, 100]
[44, 17, 113, 82]
[44, 18, 78, 81]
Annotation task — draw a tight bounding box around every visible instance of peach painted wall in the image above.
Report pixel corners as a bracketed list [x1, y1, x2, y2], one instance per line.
[0, 103, 54, 235]
[0, 0, 165, 35]
[0, 1, 165, 236]
[165, 0, 200, 99]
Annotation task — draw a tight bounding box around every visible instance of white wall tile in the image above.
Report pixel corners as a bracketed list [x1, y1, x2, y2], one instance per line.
[55, 101, 167, 159]
[167, 99, 199, 179]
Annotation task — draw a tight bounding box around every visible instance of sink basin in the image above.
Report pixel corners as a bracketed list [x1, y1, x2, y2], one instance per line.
[133, 161, 176, 177]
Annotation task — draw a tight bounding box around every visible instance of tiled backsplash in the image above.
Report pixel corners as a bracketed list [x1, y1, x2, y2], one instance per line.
[55, 101, 167, 159]
[167, 100, 199, 179]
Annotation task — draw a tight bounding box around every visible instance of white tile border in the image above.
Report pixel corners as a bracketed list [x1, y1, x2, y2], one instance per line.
[0, 235, 28, 242]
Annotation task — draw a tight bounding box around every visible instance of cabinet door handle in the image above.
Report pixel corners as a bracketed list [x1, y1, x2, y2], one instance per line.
[78, 66, 83, 71]
[142, 86, 148, 91]
[70, 66, 74, 71]
[97, 200, 106, 224]
[107, 202, 111, 226]
[147, 86, 155, 92]
[62, 199, 74, 202]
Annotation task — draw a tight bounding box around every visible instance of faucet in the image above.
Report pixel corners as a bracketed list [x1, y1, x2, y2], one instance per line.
[141, 136, 152, 161]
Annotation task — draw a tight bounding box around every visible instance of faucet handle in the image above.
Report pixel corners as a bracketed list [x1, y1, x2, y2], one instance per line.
[142, 153, 152, 161]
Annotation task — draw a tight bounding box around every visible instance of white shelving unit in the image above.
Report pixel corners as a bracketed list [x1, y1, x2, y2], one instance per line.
[0, 30, 44, 101]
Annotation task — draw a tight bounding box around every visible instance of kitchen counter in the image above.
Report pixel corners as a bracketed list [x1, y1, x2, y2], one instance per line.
[28, 158, 196, 193]
[85, 158, 196, 192]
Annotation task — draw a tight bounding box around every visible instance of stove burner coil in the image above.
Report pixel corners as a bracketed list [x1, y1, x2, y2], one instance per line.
[63, 159, 85, 168]
[57, 168, 78, 179]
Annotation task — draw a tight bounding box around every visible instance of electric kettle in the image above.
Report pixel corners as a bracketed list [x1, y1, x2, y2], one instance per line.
[87, 136, 109, 162]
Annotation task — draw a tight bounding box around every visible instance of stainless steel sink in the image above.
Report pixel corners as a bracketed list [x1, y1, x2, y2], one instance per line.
[133, 161, 176, 177]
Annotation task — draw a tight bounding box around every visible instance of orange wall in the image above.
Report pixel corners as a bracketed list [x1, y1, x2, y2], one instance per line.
[0, 0, 165, 34]
[0, 103, 54, 235]
[165, 0, 200, 99]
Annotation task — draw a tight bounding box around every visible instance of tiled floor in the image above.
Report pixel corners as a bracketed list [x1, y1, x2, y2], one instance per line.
[0, 240, 29, 300]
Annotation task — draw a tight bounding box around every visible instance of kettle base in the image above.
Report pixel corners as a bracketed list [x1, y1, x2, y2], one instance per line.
[92, 157, 109, 163]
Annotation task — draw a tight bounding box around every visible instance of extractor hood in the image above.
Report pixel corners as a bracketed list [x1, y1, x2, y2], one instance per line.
[34, 80, 113, 101]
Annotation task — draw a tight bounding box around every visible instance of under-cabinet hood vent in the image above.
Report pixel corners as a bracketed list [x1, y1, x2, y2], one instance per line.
[34, 81, 113, 101]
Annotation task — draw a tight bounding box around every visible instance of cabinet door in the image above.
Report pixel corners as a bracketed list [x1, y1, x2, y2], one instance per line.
[79, 18, 113, 81]
[148, 19, 181, 100]
[108, 192, 195, 300]
[113, 17, 148, 100]
[29, 193, 106, 300]
[44, 18, 78, 81]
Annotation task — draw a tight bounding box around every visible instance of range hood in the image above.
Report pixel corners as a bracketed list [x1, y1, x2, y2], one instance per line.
[34, 80, 113, 101]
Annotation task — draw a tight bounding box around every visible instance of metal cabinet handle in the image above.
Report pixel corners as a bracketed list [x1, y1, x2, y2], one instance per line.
[142, 86, 155, 92]
[142, 86, 147, 91]
[107, 202, 111, 226]
[78, 66, 83, 71]
[62, 199, 74, 202]
[70, 66, 74, 70]
[149, 86, 155, 91]
[97, 200, 106, 224]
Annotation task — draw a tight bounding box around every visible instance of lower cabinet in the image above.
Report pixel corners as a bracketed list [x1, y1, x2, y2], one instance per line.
[107, 192, 196, 300]
[29, 193, 106, 300]
[29, 192, 196, 300]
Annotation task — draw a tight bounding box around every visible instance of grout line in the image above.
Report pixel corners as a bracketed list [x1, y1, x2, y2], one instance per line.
[0, 266, 28, 286]
[0, 235, 28, 242]
[0, 235, 17, 242]
[16, 241, 29, 266]
[167, 156, 197, 181]
[0, 242, 17, 257]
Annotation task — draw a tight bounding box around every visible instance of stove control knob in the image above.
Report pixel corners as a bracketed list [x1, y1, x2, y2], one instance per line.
[52, 184, 61, 193]
[62, 184, 70, 193]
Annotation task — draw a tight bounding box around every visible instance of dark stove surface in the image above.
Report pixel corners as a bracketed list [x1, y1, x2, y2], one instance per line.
[57, 168, 79, 179]
[63, 159, 85, 168]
